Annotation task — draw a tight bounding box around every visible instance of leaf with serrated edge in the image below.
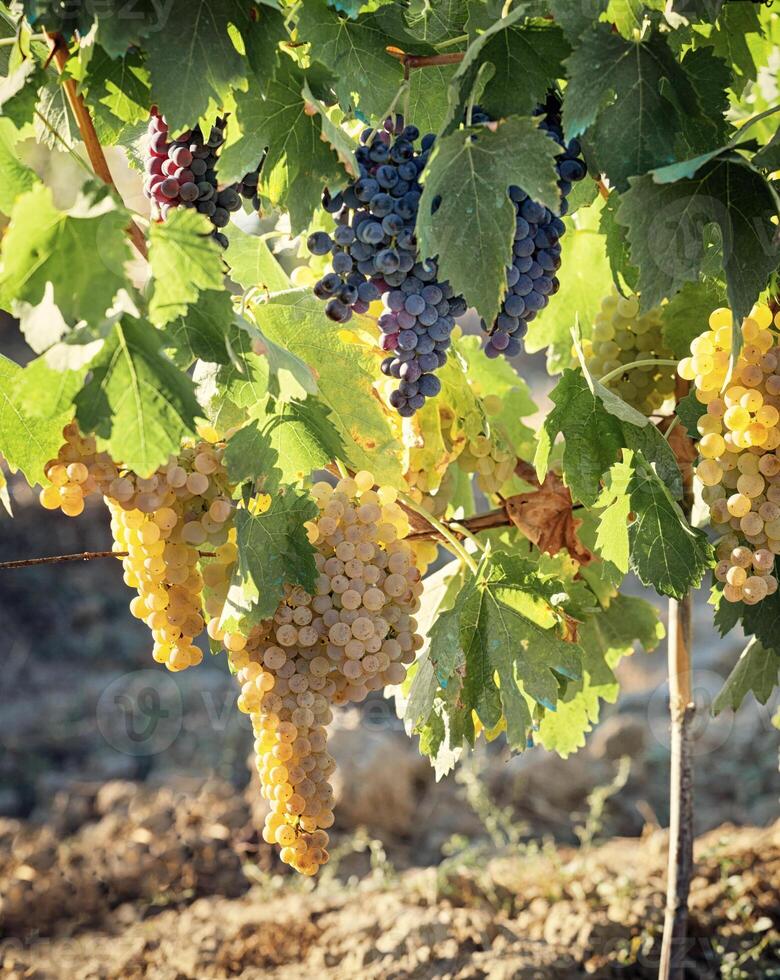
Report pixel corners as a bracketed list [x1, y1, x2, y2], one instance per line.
[145, 0, 249, 132]
[617, 159, 779, 330]
[149, 209, 225, 326]
[625, 450, 713, 598]
[0, 353, 73, 485]
[0, 185, 129, 327]
[535, 369, 682, 506]
[218, 56, 345, 229]
[74, 317, 201, 476]
[226, 228, 290, 292]
[537, 594, 663, 756]
[221, 489, 318, 628]
[444, 12, 569, 130]
[250, 288, 402, 484]
[418, 117, 560, 327]
[713, 638, 779, 715]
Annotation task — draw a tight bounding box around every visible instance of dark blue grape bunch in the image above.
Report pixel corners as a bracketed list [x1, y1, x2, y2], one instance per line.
[472, 94, 587, 358]
[309, 115, 466, 417]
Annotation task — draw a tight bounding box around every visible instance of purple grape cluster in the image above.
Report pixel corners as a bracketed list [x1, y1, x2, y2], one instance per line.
[308, 116, 466, 416]
[143, 109, 261, 248]
[473, 95, 587, 358]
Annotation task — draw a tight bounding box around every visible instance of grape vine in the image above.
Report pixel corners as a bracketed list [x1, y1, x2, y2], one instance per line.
[0, 4, 778, 966]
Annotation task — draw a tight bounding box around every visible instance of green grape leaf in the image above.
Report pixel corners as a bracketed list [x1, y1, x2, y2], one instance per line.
[681, 47, 731, 147]
[148, 208, 226, 326]
[536, 594, 663, 756]
[15, 357, 86, 419]
[222, 488, 319, 628]
[594, 457, 633, 574]
[599, 192, 639, 292]
[598, 450, 714, 598]
[0, 353, 72, 485]
[145, 0, 249, 132]
[407, 63, 458, 136]
[404, 0, 469, 43]
[459, 554, 582, 749]
[548, 0, 607, 40]
[301, 78, 358, 179]
[444, 10, 569, 130]
[194, 342, 271, 437]
[564, 27, 708, 190]
[675, 390, 707, 436]
[416, 554, 583, 753]
[80, 46, 150, 144]
[297, 1, 410, 119]
[0, 118, 36, 215]
[618, 157, 780, 330]
[0, 185, 130, 327]
[407, 601, 468, 744]
[242, 6, 287, 95]
[535, 369, 682, 506]
[526, 199, 613, 372]
[705, 3, 763, 93]
[661, 280, 728, 359]
[225, 228, 290, 292]
[249, 318, 320, 403]
[218, 57, 345, 231]
[163, 290, 235, 367]
[738, 590, 780, 658]
[0, 51, 44, 128]
[223, 420, 282, 493]
[74, 316, 201, 476]
[754, 129, 780, 171]
[227, 396, 345, 486]
[249, 288, 402, 484]
[713, 639, 779, 715]
[418, 117, 560, 328]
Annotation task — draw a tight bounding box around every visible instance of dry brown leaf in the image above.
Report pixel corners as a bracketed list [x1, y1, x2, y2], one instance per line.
[504, 472, 594, 565]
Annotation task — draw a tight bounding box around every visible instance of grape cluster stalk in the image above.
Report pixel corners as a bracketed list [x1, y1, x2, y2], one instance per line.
[309, 115, 467, 416]
[679, 303, 780, 604]
[584, 288, 677, 413]
[472, 95, 587, 358]
[143, 109, 260, 248]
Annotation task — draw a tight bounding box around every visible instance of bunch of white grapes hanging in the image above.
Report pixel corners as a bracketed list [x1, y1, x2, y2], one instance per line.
[39, 423, 237, 671]
[471, 94, 587, 358]
[308, 115, 467, 416]
[583, 288, 677, 414]
[679, 303, 780, 605]
[209, 472, 424, 875]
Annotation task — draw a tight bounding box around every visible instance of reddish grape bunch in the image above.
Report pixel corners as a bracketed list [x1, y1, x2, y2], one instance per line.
[143, 109, 261, 248]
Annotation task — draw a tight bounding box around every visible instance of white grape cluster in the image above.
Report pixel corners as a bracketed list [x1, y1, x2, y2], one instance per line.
[679, 303, 780, 604]
[210, 471, 424, 874]
[40, 425, 236, 670]
[584, 288, 676, 414]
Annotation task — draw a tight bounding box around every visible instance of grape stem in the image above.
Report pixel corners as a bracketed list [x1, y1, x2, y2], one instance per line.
[398, 491, 479, 574]
[0, 33, 48, 45]
[0, 550, 216, 570]
[449, 521, 486, 554]
[385, 47, 465, 69]
[598, 358, 679, 387]
[44, 33, 148, 260]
